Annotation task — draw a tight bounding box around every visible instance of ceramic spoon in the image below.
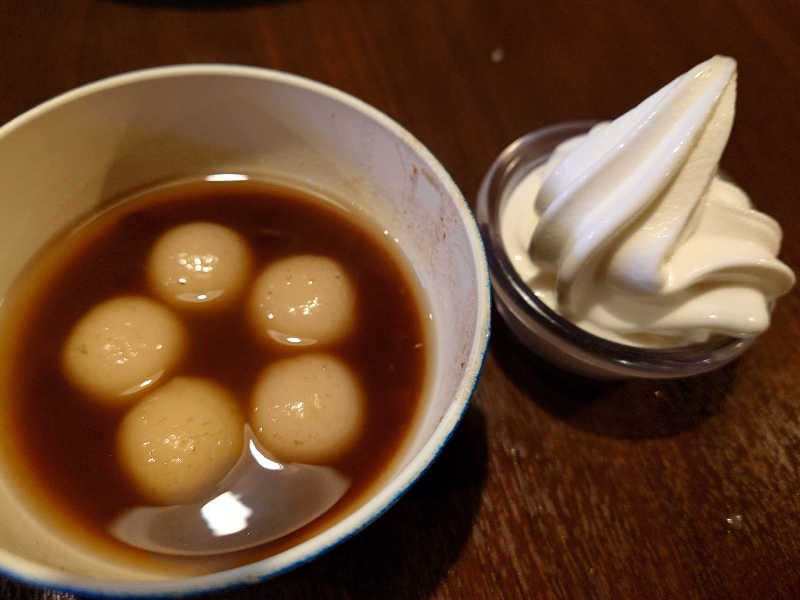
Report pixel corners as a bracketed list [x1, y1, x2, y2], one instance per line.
[110, 425, 349, 556]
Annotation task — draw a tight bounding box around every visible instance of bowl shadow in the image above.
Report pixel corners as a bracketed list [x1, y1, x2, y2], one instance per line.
[490, 308, 735, 439]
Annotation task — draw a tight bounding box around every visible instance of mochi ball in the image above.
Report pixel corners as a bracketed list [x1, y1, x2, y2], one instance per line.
[250, 353, 364, 463]
[62, 296, 185, 403]
[148, 222, 252, 311]
[116, 377, 244, 505]
[249, 255, 356, 347]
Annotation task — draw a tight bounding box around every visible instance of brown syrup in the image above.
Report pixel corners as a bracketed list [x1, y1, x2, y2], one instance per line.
[3, 179, 428, 569]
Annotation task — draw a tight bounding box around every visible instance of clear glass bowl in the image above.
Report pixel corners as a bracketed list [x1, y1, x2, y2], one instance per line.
[476, 121, 754, 379]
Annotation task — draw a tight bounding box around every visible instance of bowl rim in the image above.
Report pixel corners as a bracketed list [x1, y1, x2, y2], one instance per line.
[476, 120, 753, 379]
[0, 64, 491, 597]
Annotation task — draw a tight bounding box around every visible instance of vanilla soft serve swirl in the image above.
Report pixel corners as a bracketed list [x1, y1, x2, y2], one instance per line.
[502, 56, 795, 346]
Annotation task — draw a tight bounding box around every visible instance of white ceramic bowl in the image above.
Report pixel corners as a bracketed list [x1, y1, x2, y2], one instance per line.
[0, 66, 490, 596]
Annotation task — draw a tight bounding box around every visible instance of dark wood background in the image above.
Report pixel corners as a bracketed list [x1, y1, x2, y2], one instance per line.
[1, 1, 799, 598]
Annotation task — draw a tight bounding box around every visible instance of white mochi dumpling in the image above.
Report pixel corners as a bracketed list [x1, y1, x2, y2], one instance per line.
[116, 377, 244, 505]
[148, 222, 251, 311]
[62, 296, 185, 403]
[250, 353, 364, 463]
[249, 254, 356, 347]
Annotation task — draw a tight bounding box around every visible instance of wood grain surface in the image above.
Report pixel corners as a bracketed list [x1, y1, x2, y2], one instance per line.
[1, 1, 799, 598]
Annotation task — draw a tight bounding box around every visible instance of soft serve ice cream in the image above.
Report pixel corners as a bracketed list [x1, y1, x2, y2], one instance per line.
[502, 55, 795, 347]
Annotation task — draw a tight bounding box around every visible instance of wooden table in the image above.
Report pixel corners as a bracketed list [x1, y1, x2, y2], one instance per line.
[1, 1, 799, 598]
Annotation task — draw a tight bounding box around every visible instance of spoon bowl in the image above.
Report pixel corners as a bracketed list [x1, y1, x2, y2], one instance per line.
[110, 425, 349, 556]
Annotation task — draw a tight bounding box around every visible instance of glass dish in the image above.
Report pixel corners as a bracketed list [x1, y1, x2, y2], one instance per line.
[476, 121, 754, 379]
